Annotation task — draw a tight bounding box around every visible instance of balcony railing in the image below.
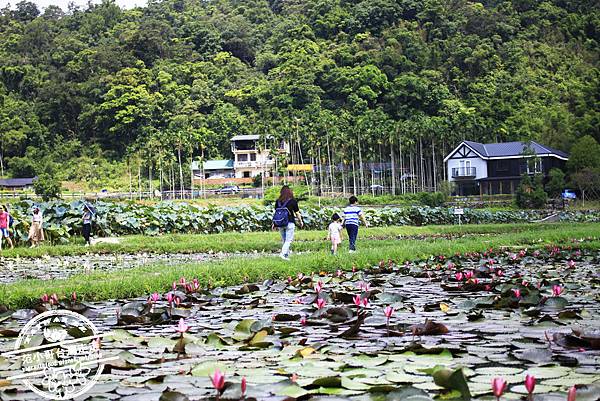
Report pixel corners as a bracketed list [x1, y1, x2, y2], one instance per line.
[452, 167, 476, 178]
[234, 160, 275, 168]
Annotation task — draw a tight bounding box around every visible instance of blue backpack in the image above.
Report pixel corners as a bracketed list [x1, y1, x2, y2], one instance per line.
[272, 199, 291, 227]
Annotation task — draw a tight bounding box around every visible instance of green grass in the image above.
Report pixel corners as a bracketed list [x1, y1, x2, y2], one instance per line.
[0, 223, 580, 257]
[1, 222, 599, 309]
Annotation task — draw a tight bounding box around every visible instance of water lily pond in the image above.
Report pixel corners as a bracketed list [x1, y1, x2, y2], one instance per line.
[1, 246, 599, 400]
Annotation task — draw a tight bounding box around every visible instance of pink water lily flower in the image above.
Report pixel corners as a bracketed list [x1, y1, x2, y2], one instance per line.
[175, 318, 189, 334]
[174, 296, 181, 306]
[71, 292, 77, 302]
[209, 369, 226, 392]
[172, 281, 177, 291]
[512, 289, 521, 299]
[465, 271, 474, 280]
[447, 262, 455, 270]
[353, 295, 362, 307]
[496, 269, 504, 277]
[384, 306, 394, 319]
[491, 377, 507, 400]
[241, 377, 247, 397]
[518, 249, 526, 257]
[316, 299, 326, 309]
[455, 272, 464, 281]
[150, 292, 160, 302]
[567, 386, 576, 401]
[166, 293, 174, 304]
[525, 374, 536, 395]
[314, 281, 324, 293]
[552, 285, 563, 297]
[362, 297, 369, 307]
[40, 294, 49, 303]
[287, 276, 293, 284]
[179, 276, 186, 285]
[300, 316, 307, 326]
[567, 260, 576, 268]
[336, 269, 343, 277]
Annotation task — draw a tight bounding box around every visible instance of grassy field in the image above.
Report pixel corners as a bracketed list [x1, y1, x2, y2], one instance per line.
[0, 222, 585, 257]
[1, 222, 599, 309]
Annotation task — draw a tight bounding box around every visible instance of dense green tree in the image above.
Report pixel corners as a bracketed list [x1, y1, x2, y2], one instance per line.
[567, 135, 600, 173]
[0, 0, 596, 193]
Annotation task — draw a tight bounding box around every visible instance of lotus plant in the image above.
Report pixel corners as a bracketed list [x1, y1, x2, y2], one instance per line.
[491, 377, 507, 400]
[567, 386, 576, 401]
[525, 374, 535, 399]
[175, 318, 189, 335]
[241, 377, 247, 398]
[209, 369, 226, 395]
[316, 299, 326, 309]
[552, 285, 563, 297]
[383, 305, 394, 334]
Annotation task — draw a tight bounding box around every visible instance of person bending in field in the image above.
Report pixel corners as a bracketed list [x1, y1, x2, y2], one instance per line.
[327, 213, 343, 255]
[342, 196, 368, 253]
[0, 206, 14, 250]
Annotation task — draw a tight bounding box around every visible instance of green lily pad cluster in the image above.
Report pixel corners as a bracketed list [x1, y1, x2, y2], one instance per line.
[0, 246, 599, 400]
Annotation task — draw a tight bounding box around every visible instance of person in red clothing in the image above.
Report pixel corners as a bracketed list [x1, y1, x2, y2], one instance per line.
[0, 205, 14, 250]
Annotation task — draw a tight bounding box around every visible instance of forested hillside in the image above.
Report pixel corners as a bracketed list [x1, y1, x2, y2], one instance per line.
[0, 0, 598, 191]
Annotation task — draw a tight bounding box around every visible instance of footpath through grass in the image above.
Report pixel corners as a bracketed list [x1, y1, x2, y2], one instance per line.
[0, 223, 579, 257]
[1, 222, 599, 309]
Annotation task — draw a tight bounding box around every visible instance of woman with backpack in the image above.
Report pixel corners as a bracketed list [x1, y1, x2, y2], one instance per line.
[272, 185, 304, 261]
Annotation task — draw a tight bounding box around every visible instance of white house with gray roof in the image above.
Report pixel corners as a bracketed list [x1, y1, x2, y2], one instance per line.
[444, 140, 569, 196]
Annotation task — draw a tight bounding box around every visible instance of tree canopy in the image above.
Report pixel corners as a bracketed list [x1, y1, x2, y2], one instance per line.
[0, 0, 598, 190]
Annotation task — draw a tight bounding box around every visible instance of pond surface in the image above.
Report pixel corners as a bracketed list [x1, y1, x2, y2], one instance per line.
[0, 247, 599, 400]
[0, 252, 268, 284]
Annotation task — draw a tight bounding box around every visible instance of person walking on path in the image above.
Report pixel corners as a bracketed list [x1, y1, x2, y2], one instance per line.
[0, 206, 14, 251]
[28, 207, 44, 248]
[82, 203, 95, 246]
[327, 213, 343, 255]
[343, 196, 368, 253]
[272, 185, 304, 261]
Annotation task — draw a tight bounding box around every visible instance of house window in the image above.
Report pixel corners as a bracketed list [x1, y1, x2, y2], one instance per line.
[238, 154, 248, 162]
[250, 153, 256, 162]
[526, 159, 542, 174]
[243, 171, 251, 178]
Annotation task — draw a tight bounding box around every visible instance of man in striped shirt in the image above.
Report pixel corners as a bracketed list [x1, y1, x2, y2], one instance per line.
[343, 196, 369, 253]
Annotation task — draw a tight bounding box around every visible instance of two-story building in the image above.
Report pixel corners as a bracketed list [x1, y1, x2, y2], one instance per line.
[192, 135, 289, 184]
[444, 140, 568, 196]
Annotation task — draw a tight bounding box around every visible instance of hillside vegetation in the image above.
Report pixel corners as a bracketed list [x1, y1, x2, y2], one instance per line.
[0, 0, 598, 190]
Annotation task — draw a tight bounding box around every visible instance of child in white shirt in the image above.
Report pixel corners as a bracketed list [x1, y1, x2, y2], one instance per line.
[327, 213, 343, 255]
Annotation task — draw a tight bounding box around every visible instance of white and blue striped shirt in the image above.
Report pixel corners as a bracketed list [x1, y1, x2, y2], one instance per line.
[343, 205, 363, 226]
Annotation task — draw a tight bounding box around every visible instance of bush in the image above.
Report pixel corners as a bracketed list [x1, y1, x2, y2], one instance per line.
[34, 173, 62, 201]
[546, 168, 565, 198]
[516, 174, 547, 208]
[263, 184, 309, 205]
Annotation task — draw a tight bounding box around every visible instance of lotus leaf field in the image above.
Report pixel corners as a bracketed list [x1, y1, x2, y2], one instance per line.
[1, 245, 599, 400]
[5, 200, 600, 244]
